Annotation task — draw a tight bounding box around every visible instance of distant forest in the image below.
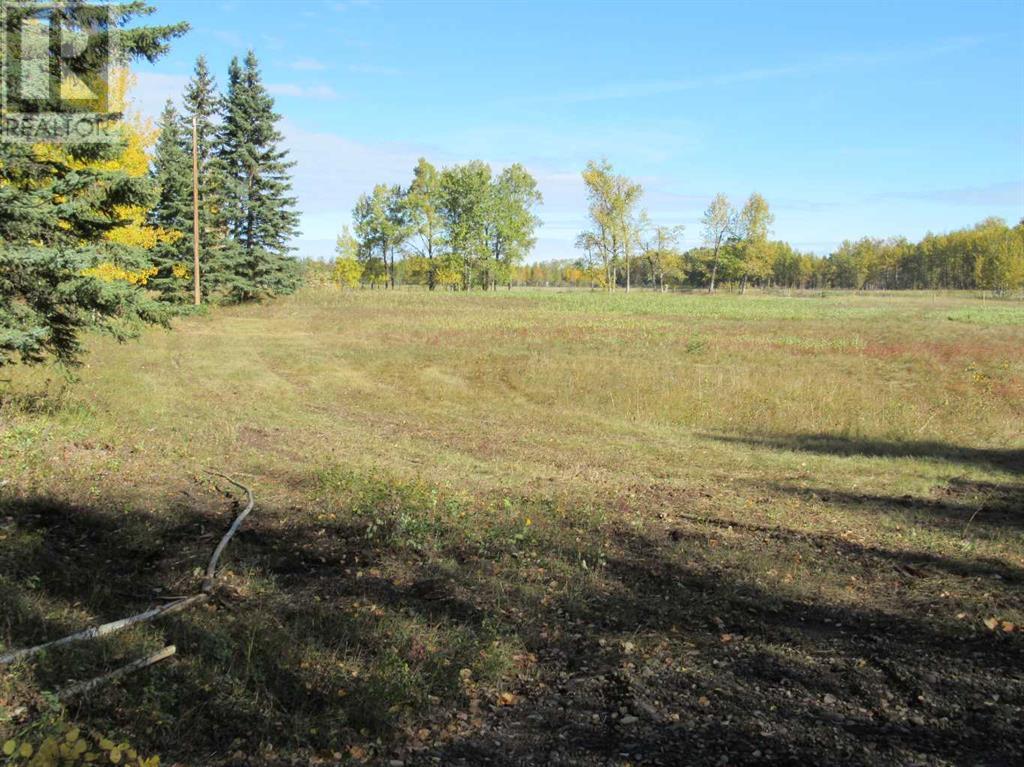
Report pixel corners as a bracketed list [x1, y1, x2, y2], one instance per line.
[336, 156, 1023, 293]
[516, 217, 1024, 292]
[320, 215, 1023, 293]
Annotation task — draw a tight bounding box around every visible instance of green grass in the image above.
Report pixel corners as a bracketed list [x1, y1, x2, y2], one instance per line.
[944, 304, 1024, 325]
[1, 287, 1022, 765]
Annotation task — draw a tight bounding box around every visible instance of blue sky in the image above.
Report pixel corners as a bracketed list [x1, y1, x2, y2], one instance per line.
[135, 0, 1024, 261]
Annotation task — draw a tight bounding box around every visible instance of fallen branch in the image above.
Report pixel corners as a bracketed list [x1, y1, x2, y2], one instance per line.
[0, 471, 254, 666]
[0, 595, 204, 666]
[201, 471, 255, 593]
[56, 646, 176, 700]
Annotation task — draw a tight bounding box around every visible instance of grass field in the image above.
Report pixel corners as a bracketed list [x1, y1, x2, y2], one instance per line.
[1, 288, 1022, 766]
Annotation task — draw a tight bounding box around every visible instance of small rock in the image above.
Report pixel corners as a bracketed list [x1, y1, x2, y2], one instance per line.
[620, 715, 639, 725]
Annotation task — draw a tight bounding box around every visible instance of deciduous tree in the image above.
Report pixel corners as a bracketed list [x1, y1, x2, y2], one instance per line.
[486, 164, 543, 289]
[352, 184, 409, 289]
[405, 158, 443, 289]
[439, 161, 492, 289]
[644, 225, 685, 291]
[735, 193, 774, 293]
[579, 160, 643, 291]
[332, 230, 364, 289]
[701, 194, 735, 293]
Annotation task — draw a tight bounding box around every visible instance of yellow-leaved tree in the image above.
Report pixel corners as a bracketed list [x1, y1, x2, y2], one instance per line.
[100, 71, 184, 272]
[333, 258, 364, 288]
[333, 226, 364, 287]
[34, 69, 182, 286]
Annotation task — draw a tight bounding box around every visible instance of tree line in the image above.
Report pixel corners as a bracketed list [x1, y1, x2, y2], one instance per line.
[326, 158, 784, 294]
[567, 161, 1024, 293]
[334, 159, 543, 290]
[822, 218, 1023, 291]
[332, 158, 1022, 295]
[515, 215, 1024, 292]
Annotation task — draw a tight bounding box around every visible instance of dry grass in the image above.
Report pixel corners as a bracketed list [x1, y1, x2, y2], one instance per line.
[1, 288, 1021, 765]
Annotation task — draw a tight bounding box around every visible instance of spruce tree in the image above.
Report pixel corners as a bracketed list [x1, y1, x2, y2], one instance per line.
[181, 54, 238, 297]
[148, 100, 193, 300]
[183, 55, 218, 177]
[213, 51, 300, 301]
[0, 1, 187, 367]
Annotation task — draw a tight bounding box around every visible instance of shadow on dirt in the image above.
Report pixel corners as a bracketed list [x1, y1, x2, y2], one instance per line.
[417, 523, 1023, 766]
[1, 478, 1022, 766]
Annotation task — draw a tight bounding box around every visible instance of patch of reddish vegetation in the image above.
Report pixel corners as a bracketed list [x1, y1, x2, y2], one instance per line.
[991, 378, 1024, 403]
[861, 340, 1007, 364]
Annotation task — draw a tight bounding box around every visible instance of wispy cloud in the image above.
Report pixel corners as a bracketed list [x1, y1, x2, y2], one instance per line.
[291, 57, 328, 71]
[209, 29, 246, 49]
[333, 0, 374, 10]
[280, 119, 441, 249]
[828, 35, 983, 67]
[435, 120, 703, 167]
[347, 63, 401, 76]
[882, 181, 1024, 207]
[540, 37, 984, 105]
[268, 83, 339, 100]
[130, 71, 190, 119]
[261, 34, 287, 52]
[552, 66, 801, 104]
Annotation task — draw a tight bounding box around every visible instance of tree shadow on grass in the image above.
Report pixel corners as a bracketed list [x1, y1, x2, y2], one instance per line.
[669, 510, 1024, 584]
[0, 490, 499, 758]
[761, 479, 1024, 535]
[1, 486, 1022, 766]
[705, 431, 1024, 538]
[707, 432, 1024, 475]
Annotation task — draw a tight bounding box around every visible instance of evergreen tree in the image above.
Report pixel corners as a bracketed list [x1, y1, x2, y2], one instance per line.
[213, 51, 300, 301]
[181, 54, 237, 297]
[0, 1, 187, 367]
[149, 100, 193, 300]
[183, 55, 218, 176]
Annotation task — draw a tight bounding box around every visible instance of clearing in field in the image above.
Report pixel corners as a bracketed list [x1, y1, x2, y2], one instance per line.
[1, 289, 1022, 765]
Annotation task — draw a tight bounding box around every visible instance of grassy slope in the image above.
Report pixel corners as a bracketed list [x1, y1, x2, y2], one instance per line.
[1, 288, 1022, 765]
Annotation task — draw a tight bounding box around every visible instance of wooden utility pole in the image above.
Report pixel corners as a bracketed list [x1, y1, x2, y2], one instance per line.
[192, 115, 201, 306]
